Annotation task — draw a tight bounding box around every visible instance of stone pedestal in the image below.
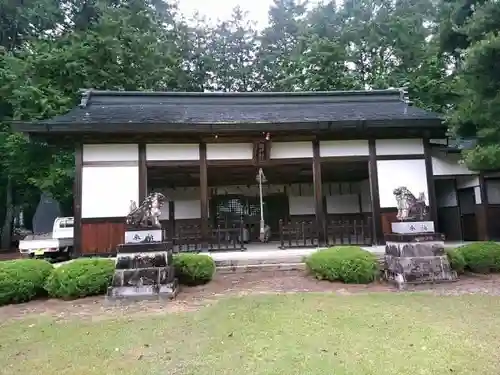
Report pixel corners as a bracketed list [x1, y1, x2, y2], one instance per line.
[106, 241, 179, 300]
[384, 224, 457, 285]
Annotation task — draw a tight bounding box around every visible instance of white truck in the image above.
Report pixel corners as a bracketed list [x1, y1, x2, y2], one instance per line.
[18, 217, 74, 260]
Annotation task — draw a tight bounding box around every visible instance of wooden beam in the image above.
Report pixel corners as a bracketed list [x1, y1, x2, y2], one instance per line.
[368, 139, 383, 244]
[168, 200, 175, 242]
[199, 143, 209, 250]
[138, 143, 147, 200]
[312, 140, 326, 246]
[73, 143, 83, 257]
[423, 139, 439, 232]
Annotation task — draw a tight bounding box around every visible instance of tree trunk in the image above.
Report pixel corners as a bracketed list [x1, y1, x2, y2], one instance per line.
[1, 177, 14, 251]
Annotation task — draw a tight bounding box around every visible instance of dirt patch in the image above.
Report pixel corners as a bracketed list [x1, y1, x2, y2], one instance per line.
[1, 271, 500, 322]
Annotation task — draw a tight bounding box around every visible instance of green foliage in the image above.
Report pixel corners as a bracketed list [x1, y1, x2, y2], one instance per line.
[446, 248, 466, 274]
[44, 258, 115, 299]
[458, 242, 500, 273]
[173, 253, 215, 286]
[305, 247, 379, 284]
[0, 259, 53, 305]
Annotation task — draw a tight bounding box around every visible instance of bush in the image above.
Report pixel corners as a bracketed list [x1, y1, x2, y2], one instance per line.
[305, 246, 379, 284]
[446, 248, 466, 274]
[173, 253, 215, 286]
[0, 259, 53, 305]
[44, 258, 115, 299]
[458, 242, 500, 273]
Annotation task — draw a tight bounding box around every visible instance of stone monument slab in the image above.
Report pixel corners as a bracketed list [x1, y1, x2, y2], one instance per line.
[124, 228, 162, 244]
[391, 221, 434, 234]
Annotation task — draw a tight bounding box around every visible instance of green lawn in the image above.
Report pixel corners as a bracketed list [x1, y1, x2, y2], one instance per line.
[1, 293, 500, 375]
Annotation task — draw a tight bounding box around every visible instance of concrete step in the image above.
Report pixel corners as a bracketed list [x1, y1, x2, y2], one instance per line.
[216, 262, 306, 274]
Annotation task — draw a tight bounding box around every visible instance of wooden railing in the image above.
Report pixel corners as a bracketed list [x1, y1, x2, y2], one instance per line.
[278, 220, 320, 249]
[169, 220, 246, 253]
[278, 217, 373, 249]
[326, 217, 372, 246]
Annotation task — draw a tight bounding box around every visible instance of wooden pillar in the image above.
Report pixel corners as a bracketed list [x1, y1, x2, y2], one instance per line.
[423, 139, 438, 231]
[138, 143, 147, 201]
[73, 143, 83, 257]
[312, 140, 326, 246]
[168, 200, 175, 241]
[368, 139, 383, 245]
[477, 173, 489, 241]
[199, 143, 209, 250]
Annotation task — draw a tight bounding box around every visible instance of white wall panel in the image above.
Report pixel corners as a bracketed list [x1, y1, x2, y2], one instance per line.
[270, 141, 313, 159]
[456, 175, 479, 190]
[326, 194, 360, 213]
[360, 179, 372, 212]
[377, 159, 428, 208]
[82, 166, 139, 218]
[288, 196, 315, 215]
[146, 144, 199, 161]
[320, 140, 369, 157]
[375, 139, 424, 156]
[435, 179, 458, 207]
[175, 200, 201, 219]
[206, 143, 253, 160]
[431, 151, 475, 176]
[487, 180, 500, 204]
[83, 144, 138, 162]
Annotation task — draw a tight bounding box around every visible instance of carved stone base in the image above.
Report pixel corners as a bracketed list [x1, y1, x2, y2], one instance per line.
[107, 242, 178, 300]
[384, 233, 457, 285]
[391, 221, 434, 234]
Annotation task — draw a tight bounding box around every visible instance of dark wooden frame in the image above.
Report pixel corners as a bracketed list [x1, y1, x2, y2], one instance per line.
[368, 139, 383, 244]
[73, 143, 83, 257]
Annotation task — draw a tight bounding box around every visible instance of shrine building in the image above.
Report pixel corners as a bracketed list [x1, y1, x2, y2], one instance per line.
[13, 89, 500, 255]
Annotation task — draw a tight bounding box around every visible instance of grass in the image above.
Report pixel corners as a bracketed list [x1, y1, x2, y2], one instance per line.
[1, 293, 500, 375]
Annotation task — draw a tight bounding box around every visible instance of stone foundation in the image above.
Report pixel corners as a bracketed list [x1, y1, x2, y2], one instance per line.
[384, 224, 457, 285]
[106, 241, 179, 300]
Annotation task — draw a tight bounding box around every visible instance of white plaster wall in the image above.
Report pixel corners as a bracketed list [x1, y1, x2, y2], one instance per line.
[474, 187, 482, 204]
[270, 141, 313, 159]
[206, 143, 253, 160]
[487, 180, 500, 204]
[83, 144, 138, 162]
[435, 179, 458, 207]
[146, 144, 199, 161]
[319, 140, 369, 157]
[377, 159, 429, 208]
[375, 139, 424, 156]
[326, 195, 360, 213]
[431, 151, 475, 176]
[82, 166, 139, 218]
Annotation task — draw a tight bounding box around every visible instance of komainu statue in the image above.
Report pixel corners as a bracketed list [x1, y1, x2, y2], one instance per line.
[126, 192, 166, 228]
[393, 186, 428, 221]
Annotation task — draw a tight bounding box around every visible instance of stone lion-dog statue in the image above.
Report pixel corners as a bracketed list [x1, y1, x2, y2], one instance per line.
[126, 192, 166, 228]
[393, 186, 428, 221]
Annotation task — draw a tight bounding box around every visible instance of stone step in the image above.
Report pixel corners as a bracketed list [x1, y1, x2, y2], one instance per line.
[214, 255, 307, 267]
[216, 263, 306, 274]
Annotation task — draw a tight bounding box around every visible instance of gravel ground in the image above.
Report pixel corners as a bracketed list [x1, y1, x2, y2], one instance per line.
[1, 271, 500, 322]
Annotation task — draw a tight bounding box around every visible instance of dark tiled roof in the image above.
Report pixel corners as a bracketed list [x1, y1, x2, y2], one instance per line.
[15, 89, 443, 132]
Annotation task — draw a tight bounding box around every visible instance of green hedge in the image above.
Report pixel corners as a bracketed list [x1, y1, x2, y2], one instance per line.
[173, 253, 215, 286]
[457, 242, 500, 273]
[446, 248, 466, 274]
[44, 258, 115, 299]
[0, 259, 53, 305]
[305, 246, 379, 284]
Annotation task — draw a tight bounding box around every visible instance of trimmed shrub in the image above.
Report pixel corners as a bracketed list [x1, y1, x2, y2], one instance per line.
[446, 248, 466, 274]
[458, 242, 500, 273]
[0, 259, 53, 305]
[305, 246, 379, 284]
[44, 258, 115, 299]
[173, 253, 215, 286]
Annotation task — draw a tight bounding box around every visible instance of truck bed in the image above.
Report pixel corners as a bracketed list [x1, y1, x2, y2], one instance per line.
[18, 233, 73, 252]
